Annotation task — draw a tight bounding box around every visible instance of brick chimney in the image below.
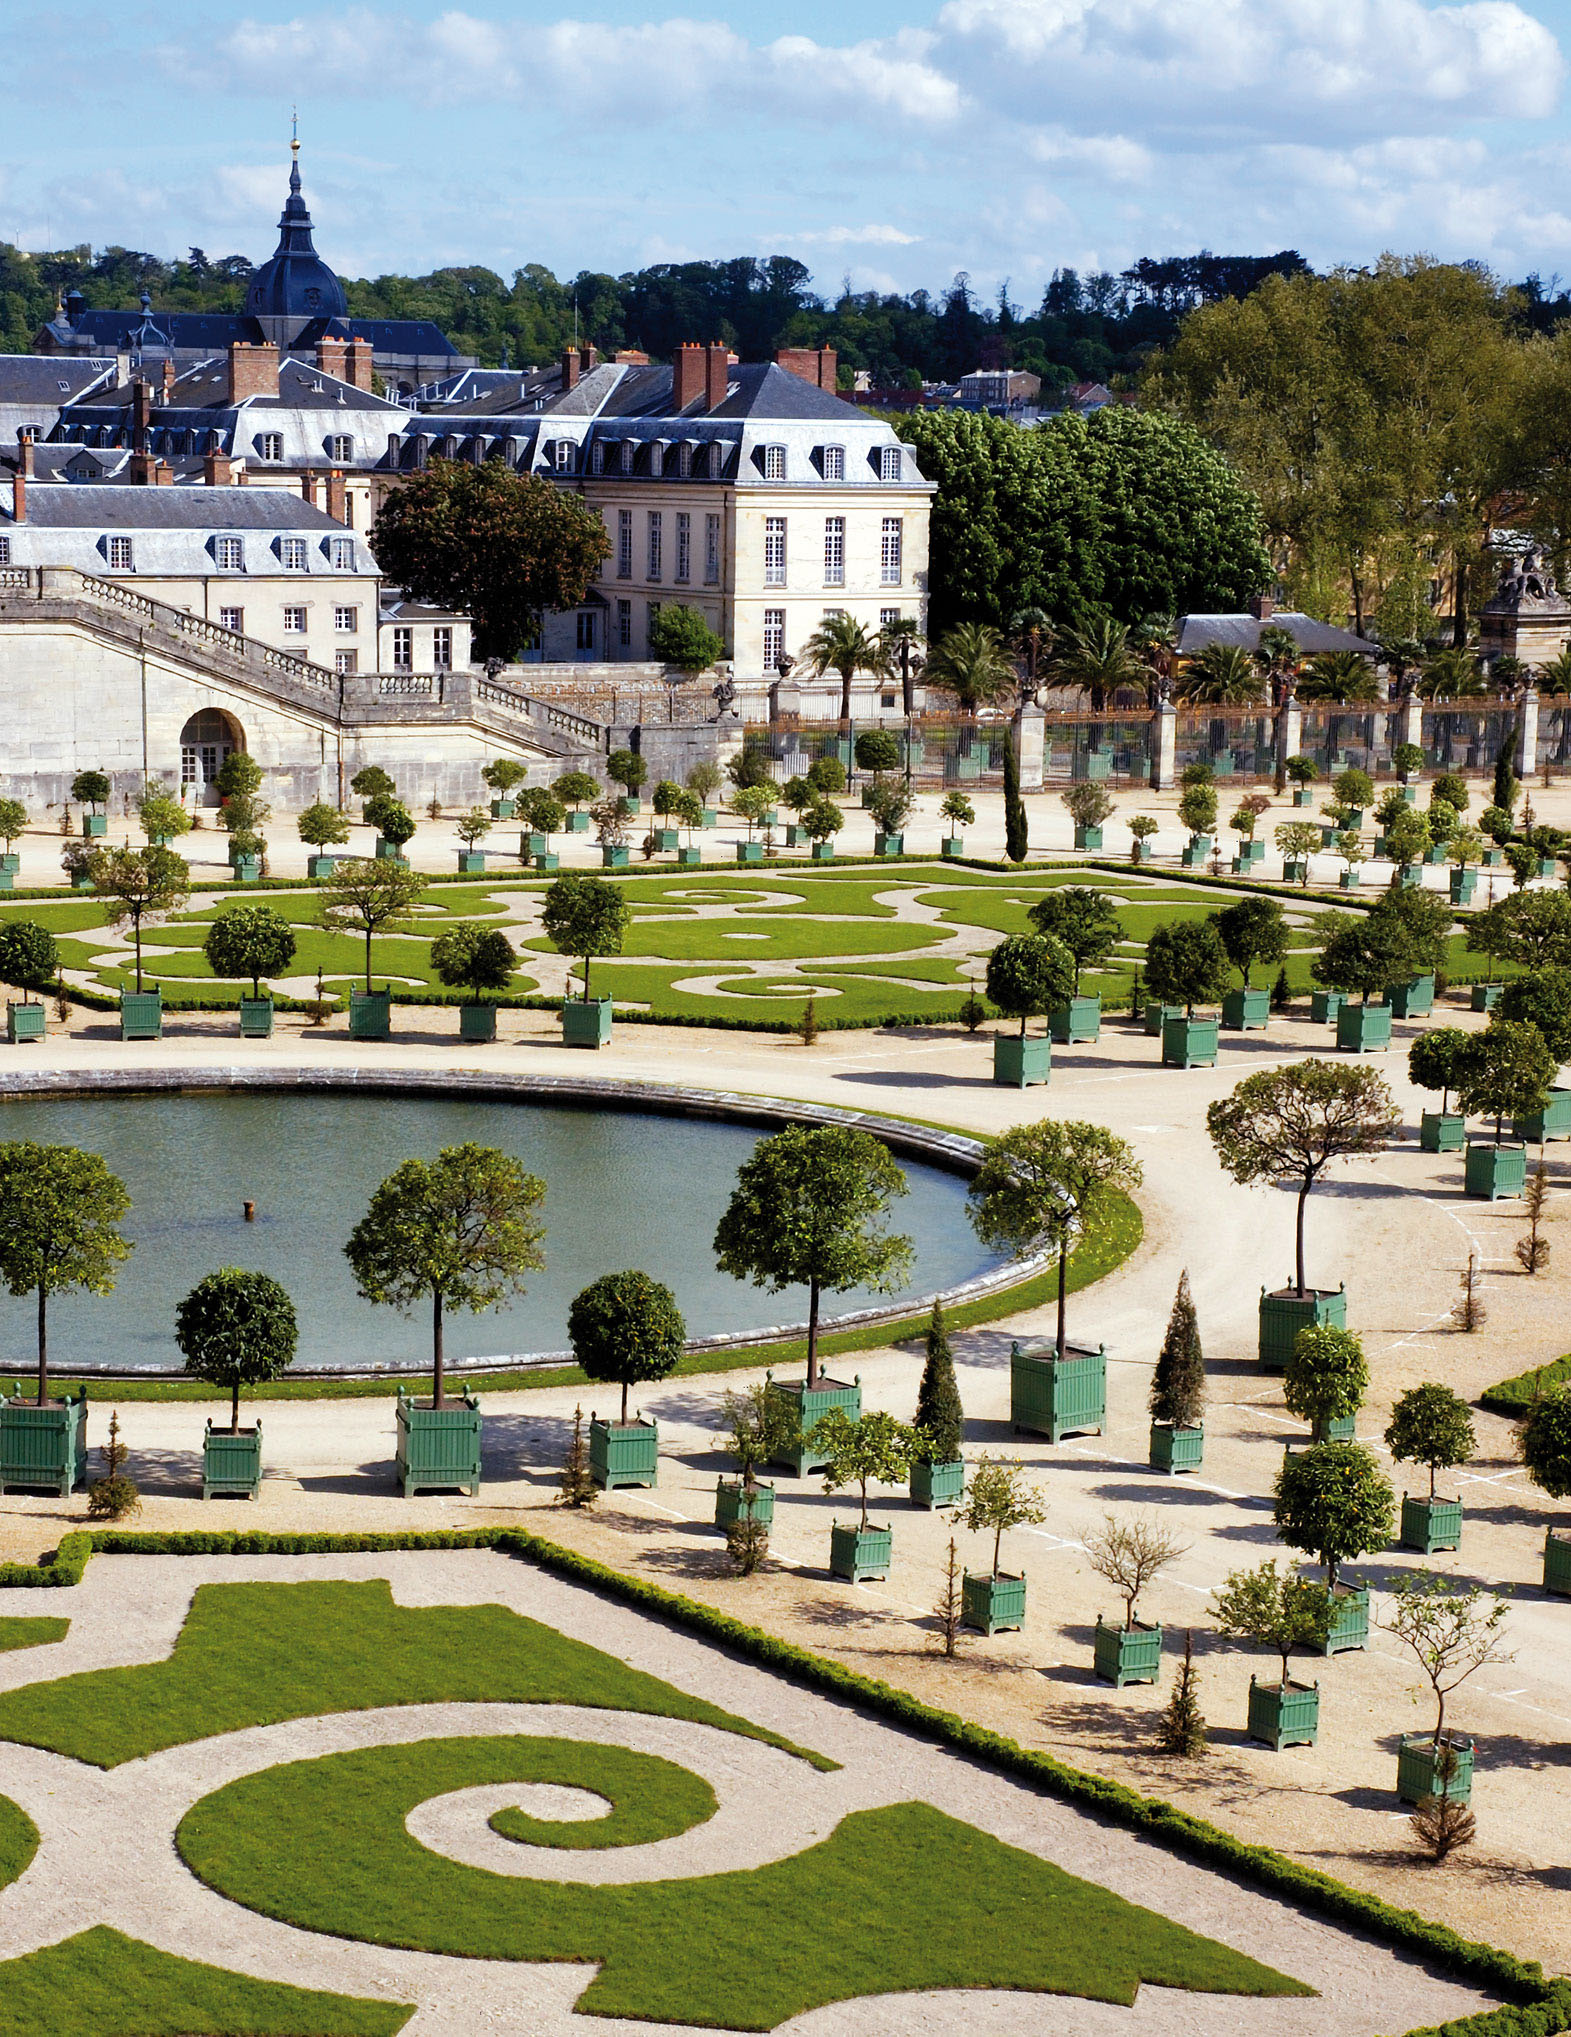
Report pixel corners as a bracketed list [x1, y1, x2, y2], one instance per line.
[778, 346, 838, 390]
[1249, 593, 1275, 621]
[203, 447, 233, 486]
[300, 474, 320, 511]
[315, 338, 349, 381]
[705, 342, 730, 412]
[561, 345, 580, 393]
[673, 342, 705, 411]
[579, 345, 598, 374]
[11, 464, 24, 525]
[226, 342, 280, 403]
[160, 358, 176, 399]
[131, 380, 153, 455]
[153, 459, 174, 486]
[615, 349, 650, 365]
[18, 437, 34, 480]
[326, 469, 347, 523]
[345, 338, 374, 391]
[130, 452, 174, 486]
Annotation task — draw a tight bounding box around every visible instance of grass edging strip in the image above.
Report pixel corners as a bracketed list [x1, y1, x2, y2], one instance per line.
[45, 1525, 1569, 2034]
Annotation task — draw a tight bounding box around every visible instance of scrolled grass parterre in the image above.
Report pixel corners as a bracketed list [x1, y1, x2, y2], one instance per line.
[481, 1738, 718, 1850]
[0, 1616, 68, 1650]
[0, 1792, 37, 1892]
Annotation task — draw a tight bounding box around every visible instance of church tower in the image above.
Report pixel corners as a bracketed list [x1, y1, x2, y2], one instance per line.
[242, 132, 348, 345]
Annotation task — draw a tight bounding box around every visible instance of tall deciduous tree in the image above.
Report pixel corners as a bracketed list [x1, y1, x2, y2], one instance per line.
[174, 1268, 297, 1433]
[90, 845, 189, 994]
[540, 872, 630, 1003]
[0, 1142, 132, 1403]
[1212, 896, 1287, 989]
[319, 857, 425, 993]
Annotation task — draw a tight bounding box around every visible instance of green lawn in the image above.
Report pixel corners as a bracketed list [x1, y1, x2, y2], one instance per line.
[426, 1736, 718, 1850]
[534, 913, 944, 963]
[0, 1929, 409, 2037]
[0, 1618, 68, 1652]
[0, 1580, 829, 1771]
[0, 1792, 36, 1892]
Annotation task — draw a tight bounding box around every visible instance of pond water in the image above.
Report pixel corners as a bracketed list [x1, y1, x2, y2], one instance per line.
[0, 1095, 1000, 1371]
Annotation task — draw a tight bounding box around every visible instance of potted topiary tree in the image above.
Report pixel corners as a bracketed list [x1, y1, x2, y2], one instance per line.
[1424, 793, 1460, 867]
[298, 800, 351, 879]
[779, 774, 814, 849]
[431, 922, 516, 1042]
[0, 1141, 129, 1493]
[731, 783, 774, 862]
[607, 748, 647, 815]
[320, 856, 425, 1039]
[1213, 1560, 1333, 1748]
[951, 1454, 1045, 1634]
[1313, 911, 1412, 1052]
[1087, 1513, 1186, 1685]
[810, 1406, 918, 1582]
[72, 769, 111, 838]
[1478, 801, 1513, 868]
[1335, 828, 1366, 891]
[1028, 885, 1118, 1043]
[1448, 826, 1484, 905]
[541, 871, 630, 1047]
[983, 931, 1075, 1087]
[1128, 813, 1160, 864]
[1178, 782, 1218, 867]
[90, 843, 190, 1039]
[0, 920, 58, 1043]
[650, 780, 685, 855]
[801, 795, 842, 863]
[671, 789, 705, 867]
[1229, 795, 1271, 869]
[1332, 766, 1374, 831]
[1143, 918, 1230, 1066]
[1213, 895, 1286, 1031]
[1284, 1322, 1367, 1442]
[1393, 740, 1424, 799]
[481, 757, 528, 819]
[173, 1268, 297, 1498]
[854, 728, 902, 806]
[350, 765, 396, 819]
[454, 807, 493, 874]
[1386, 1383, 1475, 1553]
[941, 790, 975, 859]
[0, 797, 26, 884]
[1409, 1028, 1470, 1152]
[1522, 1382, 1571, 1593]
[517, 788, 566, 871]
[554, 768, 600, 834]
[1386, 1571, 1509, 1807]
[365, 794, 416, 865]
[345, 1143, 546, 1493]
[1373, 785, 1409, 856]
[569, 1269, 685, 1491]
[202, 903, 297, 1039]
[1149, 1269, 1206, 1472]
[867, 781, 911, 858]
[1383, 807, 1431, 887]
[714, 1381, 795, 1533]
[1274, 819, 1321, 886]
[909, 1298, 964, 1508]
[969, 1118, 1140, 1439]
[1455, 1018, 1553, 1200]
[1062, 780, 1115, 851]
[1273, 1439, 1394, 1653]
[1206, 1059, 1395, 1365]
[1285, 755, 1318, 808]
[134, 785, 189, 855]
[688, 758, 723, 828]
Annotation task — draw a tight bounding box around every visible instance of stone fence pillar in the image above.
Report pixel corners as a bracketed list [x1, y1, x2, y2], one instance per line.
[1515, 689, 1539, 778]
[1150, 703, 1177, 789]
[1012, 707, 1045, 791]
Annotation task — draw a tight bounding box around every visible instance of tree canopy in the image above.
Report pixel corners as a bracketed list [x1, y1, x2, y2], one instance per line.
[568, 1269, 685, 1424]
[984, 932, 1075, 1037]
[1273, 1440, 1395, 1589]
[540, 874, 630, 1002]
[174, 1268, 298, 1432]
[0, 1141, 132, 1402]
[203, 905, 297, 999]
[1143, 919, 1231, 1014]
[1027, 886, 1121, 993]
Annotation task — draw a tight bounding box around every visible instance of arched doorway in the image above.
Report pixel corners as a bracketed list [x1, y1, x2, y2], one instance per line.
[179, 709, 243, 804]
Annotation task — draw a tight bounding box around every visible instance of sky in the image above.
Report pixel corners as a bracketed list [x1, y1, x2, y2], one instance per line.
[13, 0, 1571, 304]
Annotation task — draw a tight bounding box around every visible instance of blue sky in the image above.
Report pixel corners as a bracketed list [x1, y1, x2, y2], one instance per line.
[14, 0, 1571, 303]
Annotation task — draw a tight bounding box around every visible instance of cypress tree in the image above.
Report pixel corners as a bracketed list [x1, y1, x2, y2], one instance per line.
[914, 1299, 965, 1463]
[1003, 731, 1029, 864]
[1150, 1269, 1206, 1431]
[1492, 745, 1518, 818]
[1157, 1630, 1208, 1756]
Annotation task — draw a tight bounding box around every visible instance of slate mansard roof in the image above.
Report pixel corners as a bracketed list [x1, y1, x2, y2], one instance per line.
[0, 483, 380, 578]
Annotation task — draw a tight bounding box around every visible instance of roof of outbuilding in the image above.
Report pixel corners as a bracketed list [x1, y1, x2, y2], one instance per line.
[1177, 612, 1379, 657]
[1, 483, 351, 531]
[0, 356, 117, 402]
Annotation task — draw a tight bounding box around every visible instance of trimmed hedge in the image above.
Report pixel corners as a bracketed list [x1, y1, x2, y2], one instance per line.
[1481, 1355, 1571, 1417]
[64, 1524, 1566, 2036]
[0, 1533, 92, 1589]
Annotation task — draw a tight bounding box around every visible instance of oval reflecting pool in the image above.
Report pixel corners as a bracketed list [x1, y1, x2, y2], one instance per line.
[0, 1094, 1003, 1370]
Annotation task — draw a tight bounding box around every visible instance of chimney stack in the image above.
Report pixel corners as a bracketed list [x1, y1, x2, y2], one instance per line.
[345, 338, 374, 391]
[11, 467, 24, 525]
[1249, 593, 1275, 621]
[130, 451, 172, 485]
[673, 342, 705, 412]
[18, 437, 35, 480]
[226, 342, 280, 405]
[203, 447, 233, 487]
[300, 474, 320, 511]
[775, 346, 838, 391]
[561, 346, 580, 393]
[326, 469, 347, 524]
[160, 358, 176, 399]
[615, 349, 650, 365]
[132, 380, 153, 455]
[705, 342, 730, 412]
[315, 338, 349, 381]
[579, 344, 598, 375]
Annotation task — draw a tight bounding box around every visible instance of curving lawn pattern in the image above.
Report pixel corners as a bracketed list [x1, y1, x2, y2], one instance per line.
[0, 1619, 68, 1653]
[481, 1738, 718, 1850]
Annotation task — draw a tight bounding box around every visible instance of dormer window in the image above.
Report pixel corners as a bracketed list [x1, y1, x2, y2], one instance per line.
[649, 442, 665, 479]
[821, 445, 845, 482]
[879, 445, 902, 483]
[105, 536, 134, 571]
[215, 537, 245, 571]
[677, 442, 693, 478]
[279, 537, 308, 571]
[620, 441, 636, 476]
[327, 434, 353, 462]
[553, 439, 574, 472]
[330, 537, 355, 570]
[255, 432, 284, 461]
[762, 444, 786, 482]
[590, 440, 606, 475]
[708, 441, 725, 480]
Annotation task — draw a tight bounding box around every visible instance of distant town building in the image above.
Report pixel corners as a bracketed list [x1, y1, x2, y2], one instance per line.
[957, 367, 1042, 409]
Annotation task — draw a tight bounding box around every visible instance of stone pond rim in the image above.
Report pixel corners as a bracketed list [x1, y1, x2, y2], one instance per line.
[0, 1064, 1066, 1383]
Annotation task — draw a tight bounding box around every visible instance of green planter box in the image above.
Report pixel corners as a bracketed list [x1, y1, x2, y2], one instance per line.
[1248, 1677, 1319, 1749]
[1449, 869, 1478, 904]
[1419, 1111, 1464, 1153]
[1073, 825, 1104, 850]
[1464, 1140, 1526, 1200]
[534, 853, 560, 872]
[1514, 1088, 1571, 1143]
[1311, 990, 1345, 1024]
[1222, 986, 1270, 1031]
[395, 1388, 482, 1497]
[1149, 1422, 1204, 1474]
[1308, 1414, 1357, 1443]
[120, 990, 163, 1041]
[1398, 782, 1418, 802]
[1180, 844, 1209, 869]
[1093, 1617, 1162, 1687]
[1293, 788, 1314, 807]
[0, 853, 18, 875]
[82, 813, 106, 838]
[1344, 808, 1364, 830]
[1050, 994, 1101, 1044]
[785, 823, 809, 847]
[524, 832, 549, 859]
[766, 1375, 862, 1476]
[677, 846, 702, 867]
[1423, 845, 1447, 866]
[1373, 835, 1392, 858]
[238, 997, 274, 1040]
[1284, 859, 1310, 883]
[909, 1457, 966, 1509]
[1241, 839, 1266, 863]
[962, 1570, 1026, 1635]
[653, 828, 680, 852]
[829, 1520, 891, 1583]
[1544, 1528, 1571, 1596]
[601, 846, 629, 869]
[561, 996, 613, 1048]
[1132, 840, 1156, 863]
[1010, 1340, 1105, 1443]
[457, 852, 487, 874]
[715, 1477, 774, 1529]
[810, 842, 836, 862]
[231, 856, 262, 884]
[1162, 1014, 1218, 1068]
[993, 1032, 1051, 1088]
[71, 871, 95, 891]
[1397, 1733, 1473, 1806]
[1338, 868, 1363, 890]
[700, 808, 718, 827]
[1258, 1285, 1346, 1371]
[736, 842, 763, 865]
[0, 872, 11, 892]
[565, 810, 591, 833]
[306, 855, 339, 880]
[0, 1391, 88, 1497]
[349, 988, 391, 1040]
[489, 798, 517, 819]
[1319, 825, 1341, 847]
[374, 839, 408, 864]
[6, 1001, 45, 1044]
[1144, 1001, 1183, 1036]
[590, 1416, 659, 1491]
[941, 836, 965, 859]
[1386, 973, 1435, 1018]
[1337, 1000, 1390, 1052]
[1398, 864, 1423, 888]
[459, 1002, 497, 1043]
[202, 1423, 262, 1500]
[1540, 857, 1559, 880]
[1470, 982, 1501, 1012]
[1401, 1493, 1462, 1554]
[1322, 1582, 1369, 1655]
[873, 833, 904, 858]
[1079, 749, 1113, 781]
[1483, 847, 1504, 866]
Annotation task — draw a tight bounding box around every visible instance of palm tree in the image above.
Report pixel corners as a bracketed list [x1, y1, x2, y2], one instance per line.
[1048, 616, 1146, 712]
[801, 614, 884, 724]
[1418, 646, 1488, 700]
[925, 623, 1016, 716]
[1539, 648, 1571, 695]
[1008, 607, 1052, 701]
[1296, 651, 1381, 703]
[878, 615, 926, 718]
[1255, 623, 1301, 701]
[1172, 642, 1263, 705]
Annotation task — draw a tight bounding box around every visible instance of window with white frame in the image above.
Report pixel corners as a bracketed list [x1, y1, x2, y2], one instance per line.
[279, 537, 308, 571]
[255, 432, 283, 461]
[0, 536, 9, 566]
[433, 626, 452, 670]
[282, 605, 308, 634]
[392, 625, 413, 670]
[880, 607, 901, 630]
[707, 441, 724, 479]
[764, 516, 786, 587]
[677, 442, 692, 478]
[620, 441, 636, 476]
[880, 516, 903, 586]
[215, 536, 244, 571]
[335, 649, 358, 675]
[576, 611, 596, 653]
[105, 536, 133, 570]
[617, 598, 632, 649]
[328, 434, 353, 462]
[647, 511, 663, 582]
[879, 445, 901, 483]
[705, 513, 721, 585]
[648, 443, 664, 479]
[590, 440, 605, 475]
[617, 509, 633, 579]
[675, 512, 690, 584]
[330, 537, 355, 570]
[334, 605, 358, 633]
[823, 517, 845, 586]
[219, 606, 244, 634]
[762, 444, 786, 482]
[822, 444, 845, 481]
[762, 609, 786, 668]
[553, 439, 574, 472]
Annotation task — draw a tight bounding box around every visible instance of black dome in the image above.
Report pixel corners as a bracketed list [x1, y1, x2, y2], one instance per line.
[244, 146, 346, 324]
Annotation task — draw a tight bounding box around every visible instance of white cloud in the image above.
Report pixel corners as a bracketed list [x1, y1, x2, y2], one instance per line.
[783, 224, 922, 246]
